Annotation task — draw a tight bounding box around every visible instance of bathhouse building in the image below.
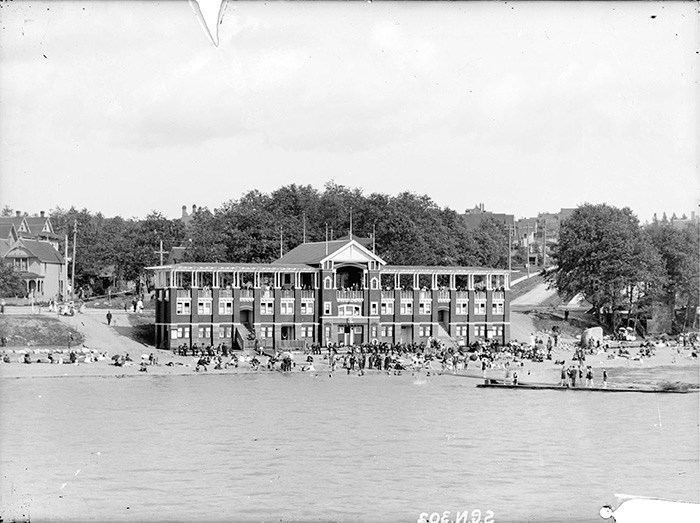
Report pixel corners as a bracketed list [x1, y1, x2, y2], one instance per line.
[149, 238, 510, 351]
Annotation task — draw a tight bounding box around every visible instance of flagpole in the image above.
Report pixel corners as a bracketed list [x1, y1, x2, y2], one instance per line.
[325, 223, 329, 255]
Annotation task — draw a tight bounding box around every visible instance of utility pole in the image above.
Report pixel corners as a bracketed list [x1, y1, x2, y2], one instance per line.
[372, 222, 376, 253]
[71, 220, 77, 302]
[507, 224, 513, 274]
[279, 226, 283, 258]
[64, 234, 69, 302]
[154, 239, 167, 265]
[525, 223, 531, 278]
[302, 212, 307, 243]
[542, 220, 547, 268]
[325, 223, 329, 255]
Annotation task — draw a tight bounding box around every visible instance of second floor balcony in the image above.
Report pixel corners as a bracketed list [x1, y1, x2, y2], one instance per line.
[337, 290, 364, 302]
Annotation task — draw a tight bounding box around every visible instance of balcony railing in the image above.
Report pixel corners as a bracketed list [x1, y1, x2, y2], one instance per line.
[492, 291, 505, 300]
[399, 290, 413, 300]
[280, 289, 295, 298]
[337, 290, 364, 301]
[381, 291, 394, 300]
[437, 290, 450, 302]
[300, 290, 315, 300]
[240, 289, 254, 300]
[198, 289, 212, 299]
[176, 289, 191, 299]
[261, 290, 274, 299]
[219, 289, 233, 298]
[455, 291, 469, 300]
[419, 290, 431, 300]
[475, 291, 487, 300]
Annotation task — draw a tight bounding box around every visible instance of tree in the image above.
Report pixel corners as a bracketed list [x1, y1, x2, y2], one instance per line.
[645, 221, 700, 331]
[549, 204, 664, 331]
[0, 264, 25, 297]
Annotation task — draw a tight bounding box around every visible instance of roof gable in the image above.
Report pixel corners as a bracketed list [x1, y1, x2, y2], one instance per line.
[274, 240, 348, 265]
[321, 239, 386, 265]
[25, 217, 54, 235]
[0, 223, 19, 242]
[12, 239, 64, 264]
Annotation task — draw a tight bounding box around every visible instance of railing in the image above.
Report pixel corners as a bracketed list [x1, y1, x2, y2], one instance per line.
[337, 290, 364, 301]
[399, 290, 413, 300]
[240, 289, 254, 300]
[176, 289, 191, 298]
[234, 328, 245, 351]
[261, 289, 274, 299]
[280, 289, 294, 298]
[381, 291, 394, 300]
[219, 289, 233, 298]
[419, 290, 431, 300]
[492, 291, 505, 300]
[437, 290, 450, 302]
[455, 291, 469, 300]
[198, 289, 212, 299]
[475, 291, 487, 300]
[300, 290, 315, 300]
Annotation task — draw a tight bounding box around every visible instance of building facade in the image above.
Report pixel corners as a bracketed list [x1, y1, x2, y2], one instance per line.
[0, 211, 66, 299]
[149, 238, 510, 351]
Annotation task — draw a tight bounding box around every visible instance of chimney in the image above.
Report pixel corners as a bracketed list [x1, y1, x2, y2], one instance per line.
[181, 205, 188, 218]
[16, 210, 21, 217]
[192, 204, 197, 213]
[40, 211, 45, 218]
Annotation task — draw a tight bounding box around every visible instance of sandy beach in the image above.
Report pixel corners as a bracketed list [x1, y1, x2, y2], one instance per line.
[1, 343, 697, 385]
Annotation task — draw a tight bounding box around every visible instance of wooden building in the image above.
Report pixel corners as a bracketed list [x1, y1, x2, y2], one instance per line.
[149, 238, 510, 351]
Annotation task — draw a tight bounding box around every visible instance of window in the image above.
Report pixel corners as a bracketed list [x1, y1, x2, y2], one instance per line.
[371, 325, 377, 338]
[474, 301, 486, 315]
[339, 305, 360, 317]
[370, 302, 378, 315]
[300, 326, 314, 338]
[176, 300, 191, 315]
[419, 302, 432, 315]
[182, 326, 190, 338]
[455, 325, 467, 337]
[400, 301, 413, 315]
[475, 324, 486, 337]
[419, 325, 432, 337]
[301, 301, 314, 315]
[324, 277, 332, 289]
[492, 302, 504, 315]
[171, 329, 179, 340]
[218, 326, 232, 338]
[14, 258, 28, 271]
[371, 278, 378, 290]
[281, 301, 294, 315]
[218, 300, 233, 315]
[324, 302, 332, 315]
[324, 324, 331, 340]
[381, 301, 394, 315]
[381, 325, 394, 337]
[259, 326, 273, 338]
[198, 326, 211, 338]
[260, 301, 274, 315]
[198, 300, 212, 315]
[455, 302, 469, 315]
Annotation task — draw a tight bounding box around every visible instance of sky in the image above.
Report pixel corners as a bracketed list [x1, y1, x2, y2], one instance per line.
[0, 1, 698, 222]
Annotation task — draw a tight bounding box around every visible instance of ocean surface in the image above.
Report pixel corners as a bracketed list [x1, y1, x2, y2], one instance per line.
[1, 366, 698, 523]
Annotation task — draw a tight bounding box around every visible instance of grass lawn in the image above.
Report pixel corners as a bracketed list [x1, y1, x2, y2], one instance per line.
[0, 315, 85, 347]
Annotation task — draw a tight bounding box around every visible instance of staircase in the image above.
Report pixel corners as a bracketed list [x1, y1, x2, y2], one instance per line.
[435, 323, 457, 349]
[234, 324, 257, 352]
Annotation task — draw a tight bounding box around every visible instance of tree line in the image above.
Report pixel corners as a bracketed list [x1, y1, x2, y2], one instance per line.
[1, 182, 511, 296]
[550, 203, 699, 333]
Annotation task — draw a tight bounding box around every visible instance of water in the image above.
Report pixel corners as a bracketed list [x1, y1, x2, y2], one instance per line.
[1, 367, 698, 522]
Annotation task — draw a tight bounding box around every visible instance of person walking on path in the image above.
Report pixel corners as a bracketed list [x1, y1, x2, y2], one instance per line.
[106, 311, 113, 325]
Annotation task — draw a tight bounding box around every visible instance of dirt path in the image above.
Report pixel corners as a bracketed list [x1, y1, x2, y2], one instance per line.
[57, 311, 149, 355]
[511, 282, 557, 306]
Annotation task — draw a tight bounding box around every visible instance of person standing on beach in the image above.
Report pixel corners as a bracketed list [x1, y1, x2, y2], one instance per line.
[106, 311, 113, 325]
[560, 364, 568, 386]
[602, 369, 608, 388]
[585, 366, 593, 387]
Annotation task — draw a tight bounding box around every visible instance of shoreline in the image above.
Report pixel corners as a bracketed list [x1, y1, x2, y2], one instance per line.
[1, 345, 697, 383]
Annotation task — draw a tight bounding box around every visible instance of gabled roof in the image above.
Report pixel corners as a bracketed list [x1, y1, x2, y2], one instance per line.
[24, 216, 54, 235]
[0, 223, 18, 242]
[0, 216, 27, 234]
[0, 238, 12, 257]
[274, 240, 350, 265]
[274, 238, 386, 266]
[6, 239, 64, 264]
